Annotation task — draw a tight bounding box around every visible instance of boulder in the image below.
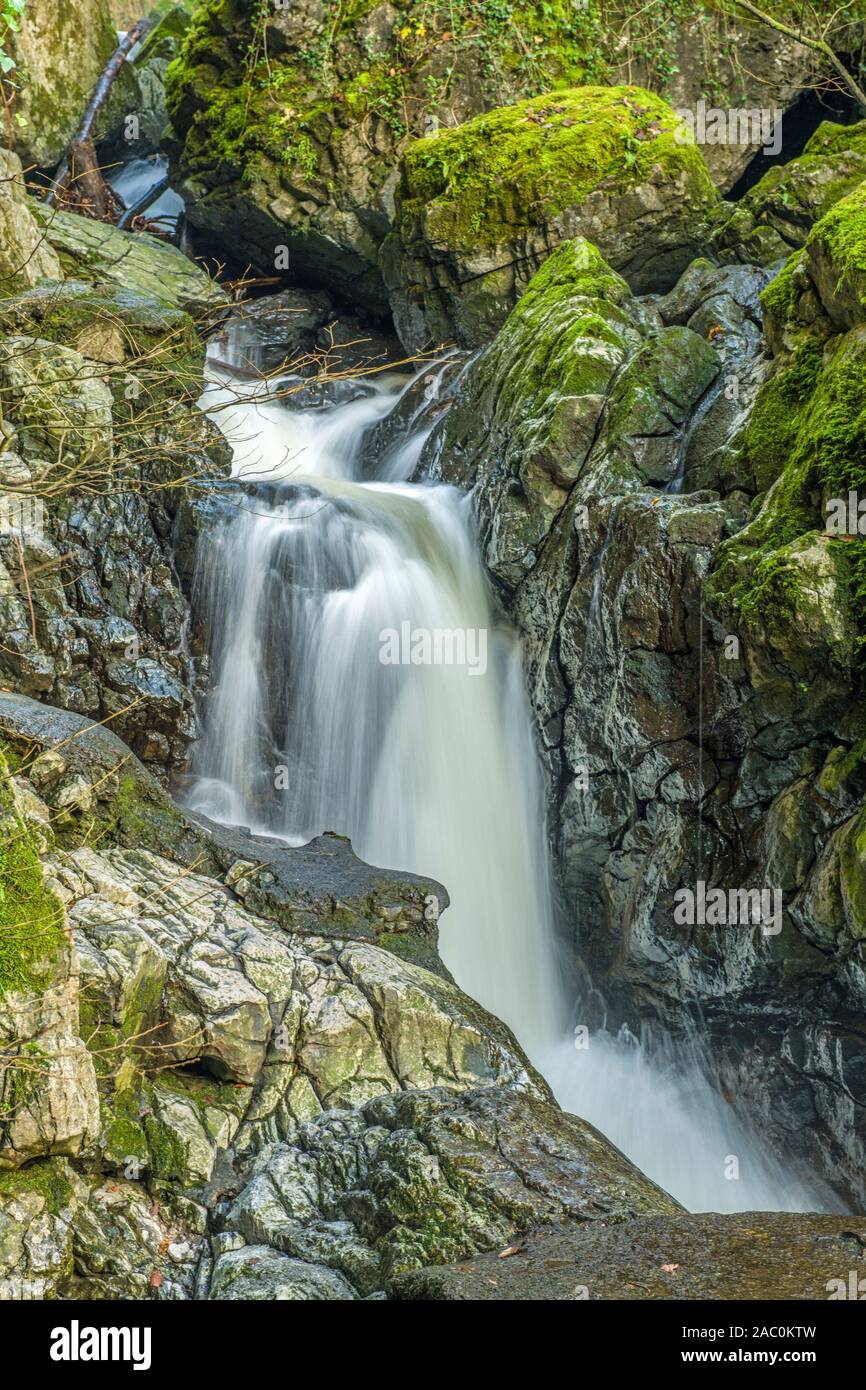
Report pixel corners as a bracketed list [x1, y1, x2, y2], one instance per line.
[382, 87, 719, 349]
[712, 120, 866, 267]
[164, 0, 831, 302]
[3, 0, 116, 168]
[29, 203, 227, 318]
[220, 1085, 680, 1295]
[164, 0, 606, 306]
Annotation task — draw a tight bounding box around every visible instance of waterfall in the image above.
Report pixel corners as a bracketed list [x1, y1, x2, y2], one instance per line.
[188, 354, 825, 1214]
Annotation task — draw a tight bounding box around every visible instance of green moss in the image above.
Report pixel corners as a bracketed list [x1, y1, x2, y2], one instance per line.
[739, 336, 823, 493]
[398, 85, 714, 250]
[804, 119, 866, 162]
[167, 0, 712, 208]
[809, 180, 866, 316]
[0, 753, 64, 998]
[708, 305, 866, 671]
[761, 248, 806, 329]
[0, 1158, 74, 1215]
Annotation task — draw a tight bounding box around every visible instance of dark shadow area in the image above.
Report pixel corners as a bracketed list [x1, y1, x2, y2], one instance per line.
[727, 83, 862, 200]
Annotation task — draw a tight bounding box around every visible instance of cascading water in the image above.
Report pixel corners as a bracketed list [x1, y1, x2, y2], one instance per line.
[188, 346, 825, 1214]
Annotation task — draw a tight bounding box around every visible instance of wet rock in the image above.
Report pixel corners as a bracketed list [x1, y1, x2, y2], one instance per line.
[190, 813, 448, 971]
[391, 1212, 866, 1300]
[422, 226, 866, 1204]
[220, 1084, 679, 1294]
[209, 287, 403, 377]
[712, 120, 866, 267]
[209, 1246, 357, 1300]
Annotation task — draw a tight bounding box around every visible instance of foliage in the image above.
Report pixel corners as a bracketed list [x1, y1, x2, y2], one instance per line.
[0, 0, 25, 77]
[0, 751, 64, 997]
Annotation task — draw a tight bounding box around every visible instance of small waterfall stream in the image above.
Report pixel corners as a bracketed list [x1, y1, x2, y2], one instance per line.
[187, 346, 823, 1214]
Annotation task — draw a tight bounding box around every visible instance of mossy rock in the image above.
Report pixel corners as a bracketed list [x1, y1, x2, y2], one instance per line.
[710, 118, 866, 267]
[29, 203, 227, 319]
[164, 0, 616, 303]
[4, 0, 117, 168]
[0, 280, 200, 367]
[707, 261, 866, 692]
[383, 85, 718, 348]
[0, 692, 218, 869]
[0, 751, 65, 999]
[807, 178, 866, 332]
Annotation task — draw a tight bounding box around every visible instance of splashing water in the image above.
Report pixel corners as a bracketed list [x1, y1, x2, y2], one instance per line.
[189, 357, 826, 1213]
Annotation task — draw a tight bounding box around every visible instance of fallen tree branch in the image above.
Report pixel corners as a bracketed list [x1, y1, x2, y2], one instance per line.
[46, 15, 155, 209]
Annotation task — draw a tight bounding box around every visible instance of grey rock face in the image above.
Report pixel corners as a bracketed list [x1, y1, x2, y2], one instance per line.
[418, 233, 865, 1204]
[0, 236, 228, 773]
[0, 725, 686, 1300]
[218, 1084, 679, 1296]
[0, 151, 63, 291]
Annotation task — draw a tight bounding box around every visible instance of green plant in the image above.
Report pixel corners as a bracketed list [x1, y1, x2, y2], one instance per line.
[0, 751, 64, 998]
[0, 0, 25, 76]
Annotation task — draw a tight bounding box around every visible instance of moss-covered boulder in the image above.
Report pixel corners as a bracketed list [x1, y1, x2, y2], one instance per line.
[2, 0, 116, 168]
[165, 0, 834, 309]
[806, 179, 866, 332]
[164, 0, 611, 307]
[707, 186, 866, 697]
[429, 236, 721, 582]
[383, 86, 718, 349]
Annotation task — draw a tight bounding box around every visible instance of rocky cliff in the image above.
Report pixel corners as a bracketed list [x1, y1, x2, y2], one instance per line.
[3, 0, 866, 1303]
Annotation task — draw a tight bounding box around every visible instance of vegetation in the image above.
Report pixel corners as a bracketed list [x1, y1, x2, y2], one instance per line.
[165, 1, 734, 194]
[0, 750, 64, 997]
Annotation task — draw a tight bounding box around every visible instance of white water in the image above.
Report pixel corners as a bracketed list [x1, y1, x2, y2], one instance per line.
[190, 358, 825, 1214]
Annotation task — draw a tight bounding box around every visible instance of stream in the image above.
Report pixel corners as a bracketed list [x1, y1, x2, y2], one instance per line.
[185, 334, 825, 1215]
